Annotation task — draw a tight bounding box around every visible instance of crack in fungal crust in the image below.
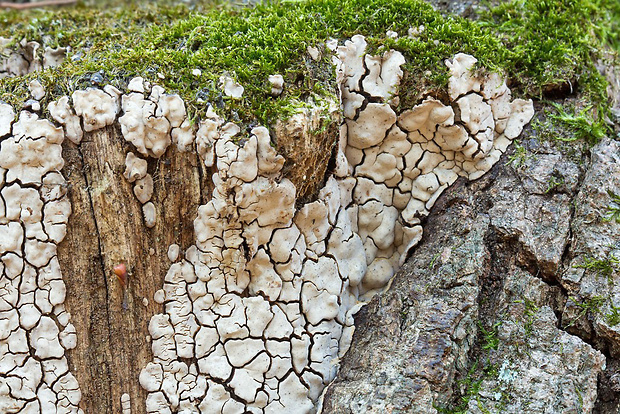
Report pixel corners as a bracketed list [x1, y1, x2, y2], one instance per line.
[0, 32, 533, 413]
[0, 90, 81, 412]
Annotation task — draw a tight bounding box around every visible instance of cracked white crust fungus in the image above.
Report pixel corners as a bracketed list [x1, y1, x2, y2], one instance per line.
[220, 75, 244, 98]
[25, 98, 41, 113]
[167, 244, 180, 262]
[268, 74, 284, 96]
[119, 79, 189, 158]
[128, 77, 145, 93]
[28, 79, 45, 101]
[172, 119, 196, 153]
[307, 45, 320, 61]
[0, 39, 66, 79]
[119, 92, 170, 158]
[43, 46, 67, 69]
[0, 34, 530, 414]
[153, 289, 166, 305]
[143, 202, 157, 228]
[121, 393, 131, 414]
[0, 102, 15, 137]
[49, 96, 84, 145]
[72, 87, 119, 132]
[140, 35, 534, 414]
[0, 105, 82, 412]
[0, 111, 64, 184]
[134, 174, 154, 205]
[123, 152, 148, 183]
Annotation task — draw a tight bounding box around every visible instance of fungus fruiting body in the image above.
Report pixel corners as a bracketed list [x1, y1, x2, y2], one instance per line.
[0, 99, 82, 412]
[0, 20, 535, 411]
[114, 263, 128, 288]
[133, 37, 533, 413]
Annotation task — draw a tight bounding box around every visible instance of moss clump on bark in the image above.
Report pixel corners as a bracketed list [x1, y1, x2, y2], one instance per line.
[0, 0, 617, 128]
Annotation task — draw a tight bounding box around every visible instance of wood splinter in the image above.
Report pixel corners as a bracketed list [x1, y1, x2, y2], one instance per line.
[0, 0, 76, 10]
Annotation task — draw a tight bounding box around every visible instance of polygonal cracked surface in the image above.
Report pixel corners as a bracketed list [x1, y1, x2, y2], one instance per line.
[1, 34, 534, 414]
[138, 37, 534, 413]
[0, 107, 82, 413]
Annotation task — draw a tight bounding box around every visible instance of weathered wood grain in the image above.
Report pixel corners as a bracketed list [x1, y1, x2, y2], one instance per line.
[58, 125, 209, 413]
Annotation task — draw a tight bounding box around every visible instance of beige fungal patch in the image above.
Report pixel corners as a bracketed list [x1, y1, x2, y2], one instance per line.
[133, 174, 154, 204]
[48, 96, 83, 145]
[72, 87, 119, 132]
[1, 33, 533, 414]
[0, 111, 64, 184]
[28, 79, 45, 101]
[138, 36, 533, 414]
[121, 393, 131, 414]
[0, 103, 15, 137]
[143, 202, 157, 228]
[0, 38, 66, 79]
[0, 106, 82, 412]
[269, 74, 284, 96]
[120, 79, 191, 159]
[123, 152, 148, 183]
[220, 75, 244, 99]
[119, 92, 171, 158]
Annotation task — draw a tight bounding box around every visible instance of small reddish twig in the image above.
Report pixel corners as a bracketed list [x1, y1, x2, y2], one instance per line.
[0, 0, 77, 9]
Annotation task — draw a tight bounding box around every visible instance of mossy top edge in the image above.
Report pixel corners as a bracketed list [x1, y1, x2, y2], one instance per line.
[0, 0, 617, 127]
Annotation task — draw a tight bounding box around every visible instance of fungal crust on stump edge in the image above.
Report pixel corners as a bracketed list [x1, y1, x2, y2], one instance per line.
[0, 35, 534, 414]
[0, 81, 83, 413]
[134, 37, 533, 413]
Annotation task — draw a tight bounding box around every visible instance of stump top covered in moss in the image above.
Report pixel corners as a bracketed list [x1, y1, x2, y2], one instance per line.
[0, 0, 617, 127]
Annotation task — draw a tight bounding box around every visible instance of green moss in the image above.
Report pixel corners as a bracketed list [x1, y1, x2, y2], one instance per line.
[0, 0, 618, 127]
[506, 140, 530, 169]
[605, 303, 620, 326]
[574, 255, 619, 280]
[435, 360, 485, 414]
[479, 0, 618, 95]
[603, 190, 620, 223]
[547, 102, 608, 144]
[478, 320, 502, 351]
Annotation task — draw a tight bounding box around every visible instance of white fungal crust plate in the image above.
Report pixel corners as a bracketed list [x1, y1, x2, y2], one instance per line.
[0, 37, 67, 79]
[137, 37, 534, 414]
[0, 106, 83, 413]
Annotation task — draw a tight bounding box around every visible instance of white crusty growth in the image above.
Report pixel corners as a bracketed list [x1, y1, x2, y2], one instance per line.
[0, 34, 534, 414]
[140, 36, 534, 413]
[124, 152, 148, 183]
[2, 37, 531, 414]
[119, 79, 190, 158]
[220, 75, 244, 98]
[49, 96, 84, 145]
[0, 38, 67, 79]
[0, 105, 83, 413]
[269, 74, 284, 96]
[72, 87, 119, 132]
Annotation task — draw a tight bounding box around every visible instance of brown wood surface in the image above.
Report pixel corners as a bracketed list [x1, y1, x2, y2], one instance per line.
[57, 125, 211, 413]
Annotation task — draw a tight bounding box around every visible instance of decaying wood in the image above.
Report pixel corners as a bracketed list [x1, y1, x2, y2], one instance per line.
[0, 0, 76, 10]
[58, 124, 211, 413]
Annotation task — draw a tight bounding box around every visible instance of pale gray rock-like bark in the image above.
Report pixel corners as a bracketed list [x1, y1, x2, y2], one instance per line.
[322, 125, 619, 413]
[562, 139, 620, 413]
